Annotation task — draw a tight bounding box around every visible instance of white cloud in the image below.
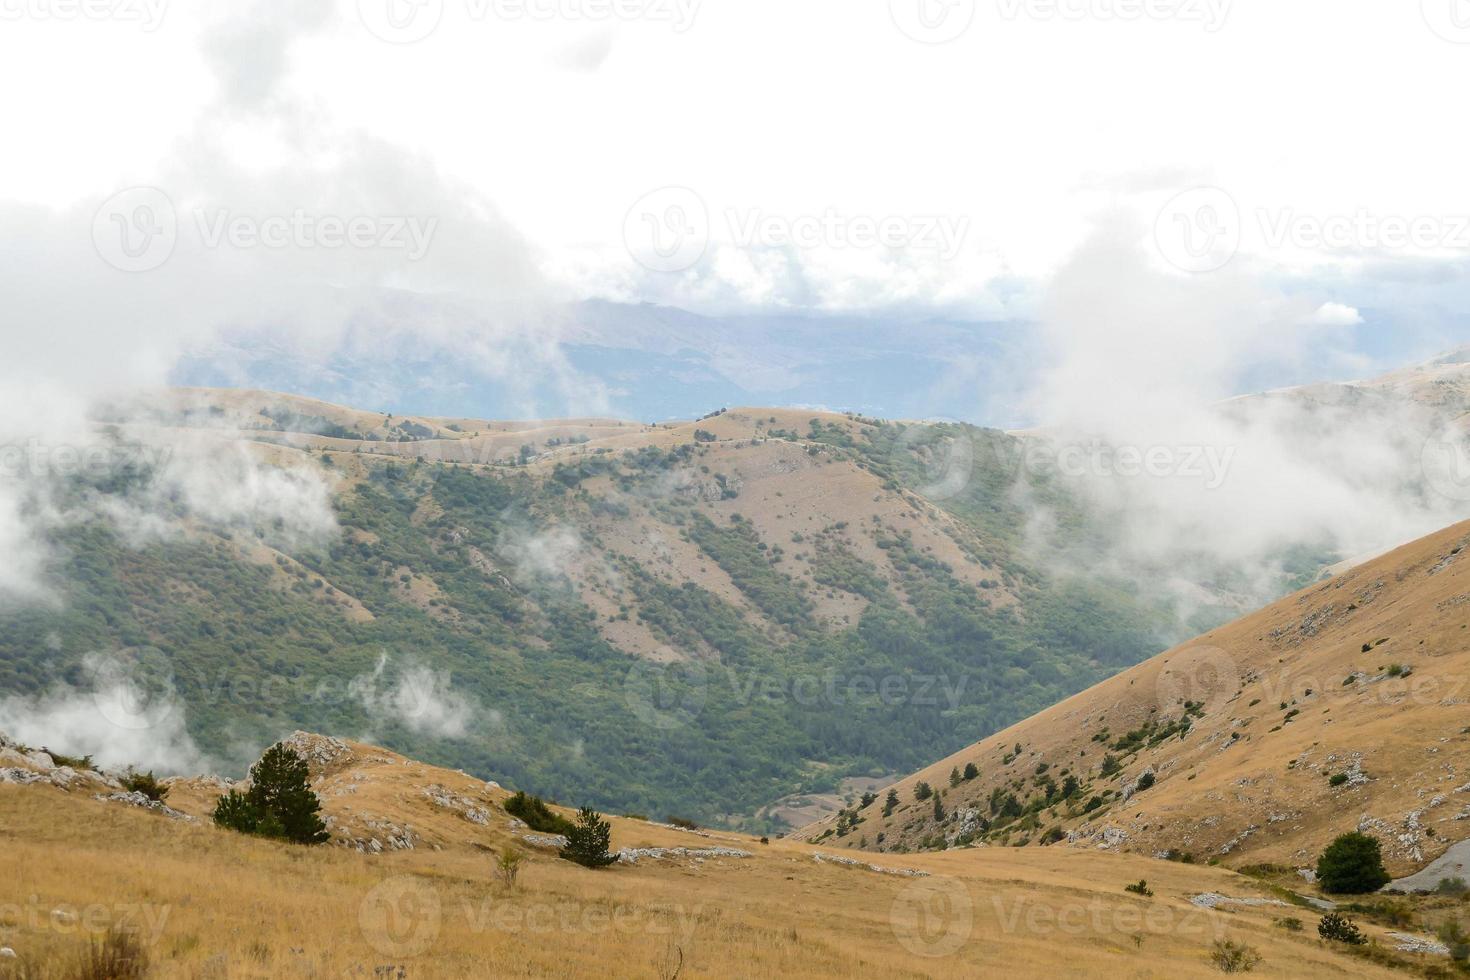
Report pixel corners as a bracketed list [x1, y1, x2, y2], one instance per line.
[1308, 302, 1364, 327]
[0, 653, 209, 774]
[1017, 216, 1464, 620]
[349, 654, 480, 739]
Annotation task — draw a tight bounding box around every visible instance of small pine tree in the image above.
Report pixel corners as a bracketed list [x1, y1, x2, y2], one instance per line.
[933, 795, 945, 822]
[560, 807, 616, 868]
[246, 744, 328, 844]
[914, 781, 933, 801]
[883, 788, 899, 816]
[212, 789, 260, 834]
[949, 766, 961, 788]
[962, 762, 979, 781]
[211, 744, 328, 845]
[1316, 832, 1390, 894]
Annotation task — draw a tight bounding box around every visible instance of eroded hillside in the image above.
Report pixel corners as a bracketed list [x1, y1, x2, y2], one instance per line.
[796, 520, 1470, 881]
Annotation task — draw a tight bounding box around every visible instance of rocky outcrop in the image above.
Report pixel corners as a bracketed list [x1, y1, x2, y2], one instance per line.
[617, 846, 752, 864]
[811, 852, 928, 877]
[275, 731, 352, 774]
[93, 790, 193, 821]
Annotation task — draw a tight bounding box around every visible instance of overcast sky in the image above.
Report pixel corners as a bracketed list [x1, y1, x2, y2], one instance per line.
[3, 0, 1469, 327]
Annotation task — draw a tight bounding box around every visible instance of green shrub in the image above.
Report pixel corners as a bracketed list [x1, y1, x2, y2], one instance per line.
[44, 748, 96, 772]
[1438, 921, 1470, 963]
[211, 789, 262, 835]
[1124, 880, 1153, 897]
[1135, 772, 1155, 792]
[1435, 877, 1469, 896]
[1317, 912, 1367, 945]
[1316, 832, 1390, 894]
[914, 781, 933, 801]
[1328, 773, 1349, 787]
[505, 791, 576, 836]
[1209, 939, 1261, 973]
[560, 807, 617, 868]
[120, 768, 169, 803]
[495, 847, 526, 889]
[962, 762, 979, 781]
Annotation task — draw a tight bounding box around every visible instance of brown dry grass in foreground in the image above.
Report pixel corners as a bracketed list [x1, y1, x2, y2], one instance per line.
[0, 781, 1417, 979]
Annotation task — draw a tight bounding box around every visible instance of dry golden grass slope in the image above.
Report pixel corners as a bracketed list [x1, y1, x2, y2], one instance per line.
[795, 520, 1470, 878]
[0, 732, 1448, 978]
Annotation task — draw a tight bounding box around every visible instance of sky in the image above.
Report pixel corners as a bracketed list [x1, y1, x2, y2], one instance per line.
[2, 0, 1469, 324]
[0, 0, 1468, 431]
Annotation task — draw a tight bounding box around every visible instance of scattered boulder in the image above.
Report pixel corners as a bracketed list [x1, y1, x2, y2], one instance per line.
[93, 791, 193, 821]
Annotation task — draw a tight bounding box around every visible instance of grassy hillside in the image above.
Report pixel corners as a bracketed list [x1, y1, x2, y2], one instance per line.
[0, 395, 1189, 831]
[0, 732, 1442, 978]
[795, 519, 1470, 881]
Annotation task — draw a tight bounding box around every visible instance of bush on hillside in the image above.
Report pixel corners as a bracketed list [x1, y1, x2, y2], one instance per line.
[1209, 939, 1261, 973]
[120, 768, 169, 803]
[1315, 832, 1390, 894]
[505, 791, 576, 836]
[1317, 912, 1367, 945]
[45, 748, 96, 772]
[1438, 921, 1470, 963]
[495, 847, 526, 889]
